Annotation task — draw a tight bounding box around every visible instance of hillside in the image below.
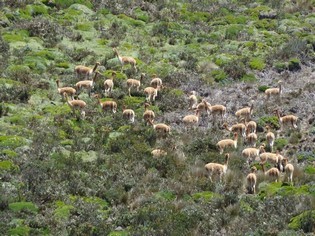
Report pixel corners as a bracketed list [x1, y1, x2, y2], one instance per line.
[0, 1, 315, 235]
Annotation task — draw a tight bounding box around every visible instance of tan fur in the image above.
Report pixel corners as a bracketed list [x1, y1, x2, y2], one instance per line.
[265, 80, 282, 100]
[188, 91, 198, 110]
[196, 99, 211, 116]
[56, 80, 76, 100]
[223, 122, 246, 139]
[216, 132, 238, 155]
[96, 96, 117, 113]
[143, 103, 155, 125]
[150, 75, 163, 90]
[246, 166, 257, 194]
[261, 162, 280, 182]
[245, 120, 257, 134]
[246, 130, 257, 147]
[127, 73, 145, 97]
[122, 105, 135, 123]
[74, 62, 100, 80]
[205, 153, 229, 182]
[144, 87, 158, 103]
[151, 149, 167, 158]
[274, 109, 298, 131]
[265, 125, 275, 151]
[183, 109, 200, 129]
[104, 72, 116, 96]
[113, 48, 137, 72]
[148, 120, 171, 135]
[259, 149, 283, 170]
[75, 71, 100, 97]
[283, 158, 294, 184]
[64, 93, 86, 118]
[242, 145, 264, 165]
[235, 103, 254, 121]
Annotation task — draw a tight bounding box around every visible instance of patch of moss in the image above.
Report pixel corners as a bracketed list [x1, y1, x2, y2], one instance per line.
[118, 14, 145, 27]
[225, 24, 243, 40]
[3, 30, 29, 43]
[54, 201, 74, 220]
[304, 165, 315, 175]
[75, 22, 93, 31]
[108, 231, 129, 236]
[55, 0, 92, 9]
[249, 57, 266, 70]
[23, 4, 49, 17]
[0, 135, 27, 149]
[134, 7, 150, 22]
[9, 202, 38, 213]
[8, 226, 30, 236]
[192, 191, 221, 202]
[55, 62, 70, 69]
[0, 160, 18, 172]
[259, 182, 312, 198]
[211, 69, 228, 82]
[0, 149, 18, 158]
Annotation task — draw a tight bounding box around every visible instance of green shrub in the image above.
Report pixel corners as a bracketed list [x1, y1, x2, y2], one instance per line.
[288, 210, 315, 233]
[296, 152, 315, 163]
[54, 201, 74, 220]
[225, 25, 243, 40]
[134, 8, 150, 22]
[211, 69, 228, 82]
[75, 22, 93, 31]
[8, 226, 30, 236]
[192, 191, 221, 202]
[273, 61, 287, 73]
[9, 202, 38, 213]
[274, 138, 288, 151]
[0, 135, 27, 149]
[249, 57, 266, 70]
[241, 73, 257, 83]
[55, 0, 92, 9]
[288, 58, 301, 71]
[304, 166, 315, 174]
[0, 160, 18, 172]
[257, 115, 279, 130]
[223, 59, 246, 80]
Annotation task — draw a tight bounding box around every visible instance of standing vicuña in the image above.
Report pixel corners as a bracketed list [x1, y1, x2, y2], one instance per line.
[205, 153, 230, 182]
[246, 166, 257, 194]
[75, 71, 100, 97]
[260, 162, 280, 182]
[127, 73, 145, 97]
[143, 103, 155, 125]
[56, 79, 76, 101]
[274, 109, 298, 131]
[235, 103, 254, 122]
[104, 71, 116, 97]
[216, 132, 238, 155]
[122, 105, 135, 123]
[265, 80, 282, 101]
[74, 62, 100, 80]
[64, 93, 86, 119]
[113, 48, 137, 72]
